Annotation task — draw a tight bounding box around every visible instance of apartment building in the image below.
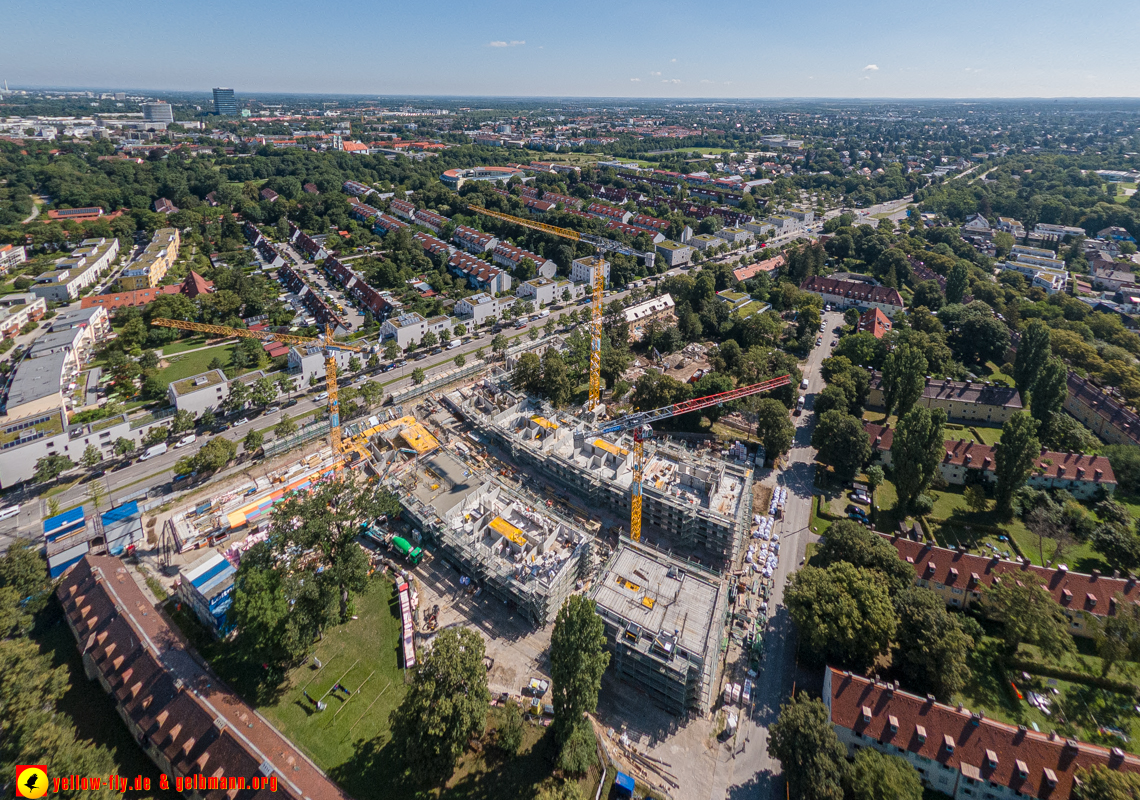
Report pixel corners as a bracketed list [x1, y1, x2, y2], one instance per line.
[715, 227, 753, 245]
[454, 292, 515, 325]
[413, 208, 447, 234]
[587, 202, 632, 224]
[857, 308, 892, 339]
[570, 256, 610, 287]
[1030, 223, 1086, 244]
[0, 296, 46, 339]
[57, 556, 350, 800]
[389, 197, 416, 221]
[1065, 373, 1140, 447]
[866, 424, 1115, 500]
[288, 345, 353, 386]
[448, 251, 512, 294]
[492, 241, 557, 278]
[624, 294, 676, 342]
[689, 234, 722, 252]
[413, 231, 454, 262]
[379, 312, 454, 349]
[825, 668, 1140, 799]
[342, 179, 375, 197]
[373, 213, 406, 236]
[33, 237, 120, 301]
[800, 276, 905, 315]
[52, 304, 110, 341]
[452, 224, 499, 254]
[120, 227, 179, 290]
[167, 369, 229, 416]
[0, 243, 26, 273]
[866, 375, 1022, 423]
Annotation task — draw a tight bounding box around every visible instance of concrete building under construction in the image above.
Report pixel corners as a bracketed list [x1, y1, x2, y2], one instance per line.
[398, 452, 589, 627]
[446, 385, 754, 569]
[591, 543, 727, 715]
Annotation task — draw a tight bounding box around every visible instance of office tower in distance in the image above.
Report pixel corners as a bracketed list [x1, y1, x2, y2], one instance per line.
[212, 88, 238, 116]
[141, 102, 174, 124]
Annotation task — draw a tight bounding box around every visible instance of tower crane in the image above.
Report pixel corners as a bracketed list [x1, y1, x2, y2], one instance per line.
[574, 374, 793, 542]
[152, 319, 363, 453]
[466, 204, 655, 410]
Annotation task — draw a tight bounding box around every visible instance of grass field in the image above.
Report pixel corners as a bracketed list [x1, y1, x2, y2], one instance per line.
[155, 345, 235, 384]
[162, 336, 211, 355]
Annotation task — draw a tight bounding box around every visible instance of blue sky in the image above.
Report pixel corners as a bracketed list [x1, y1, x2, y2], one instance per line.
[5, 0, 1139, 98]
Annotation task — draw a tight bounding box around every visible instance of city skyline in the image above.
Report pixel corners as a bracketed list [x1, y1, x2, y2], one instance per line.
[4, 0, 1139, 99]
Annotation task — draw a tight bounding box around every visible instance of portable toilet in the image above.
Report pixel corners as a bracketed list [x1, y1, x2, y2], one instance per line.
[614, 772, 635, 799]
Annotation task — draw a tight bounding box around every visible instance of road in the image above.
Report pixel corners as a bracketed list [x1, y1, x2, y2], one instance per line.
[708, 309, 841, 800]
[21, 195, 41, 225]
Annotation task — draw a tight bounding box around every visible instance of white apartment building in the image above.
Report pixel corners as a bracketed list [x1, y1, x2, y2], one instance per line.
[32, 237, 120, 301]
[379, 312, 455, 350]
[454, 292, 516, 325]
[167, 369, 230, 416]
[570, 257, 610, 288]
[0, 243, 26, 273]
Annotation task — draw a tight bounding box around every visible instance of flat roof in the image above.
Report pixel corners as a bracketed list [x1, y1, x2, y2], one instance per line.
[593, 545, 720, 658]
[169, 369, 226, 396]
[7, 350, 68, 408]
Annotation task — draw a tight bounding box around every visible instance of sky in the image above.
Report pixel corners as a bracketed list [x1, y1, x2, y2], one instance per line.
[5, 0, 1140, 99]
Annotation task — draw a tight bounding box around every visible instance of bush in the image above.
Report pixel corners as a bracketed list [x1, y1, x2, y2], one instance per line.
[556, 721, 597, 776]
[498, 699, 524, 755]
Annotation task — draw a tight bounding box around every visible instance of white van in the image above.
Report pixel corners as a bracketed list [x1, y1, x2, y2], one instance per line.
[538, 309, 550, 318]
[175, 434, 197, 449]
[0, 504, 20, 521]
[140, 443, 168, 461]
[800, 377, 809, 391]
[446, 339, 462, 350]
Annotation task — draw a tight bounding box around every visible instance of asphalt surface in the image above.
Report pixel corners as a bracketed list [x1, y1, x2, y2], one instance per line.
[707, 309, 841, 800]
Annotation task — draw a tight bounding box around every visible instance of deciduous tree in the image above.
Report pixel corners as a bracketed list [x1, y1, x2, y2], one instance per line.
[753, 398, 795, 460]
[994, 412, 1040, 514]
[891, 407, 947, 512]
[550, 595, 609, 744]
[844, 748, 922, 800]
[881, 343, 928, 419]
[893, 588, 973, 700]
[786, 562, 896, 669]
[987, 578, 1076, 658]
[811, 411, 871, 481]
[767, 695, 847, 800]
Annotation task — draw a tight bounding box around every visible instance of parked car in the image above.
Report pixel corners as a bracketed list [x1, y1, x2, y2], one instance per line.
[282, 399, 299, 409]
[315, 392, 329, 401]
[850, 490, 871, 505]
[846, 504, 867, 517]
[174, 434, 197, 449]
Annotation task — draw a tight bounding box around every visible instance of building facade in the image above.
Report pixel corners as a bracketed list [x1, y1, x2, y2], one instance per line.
[866, 374, 1022, 424]
[212, 87, 238, 116]
[800, 276, 905, 315]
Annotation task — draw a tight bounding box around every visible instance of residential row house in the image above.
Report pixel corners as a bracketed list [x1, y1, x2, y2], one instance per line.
[492, 241, 557, 278]
[452, 224, 498, 255]
[455, 292, 517, 325]
[866, 374, 1022, 424]
[865, 423, 1116, 500]
[287, 221, 329, 261]
[825, 668, 1140, 799]
[379, 311, 454, 349]
[1064, 373, 1140, 447]
[800, 276, 905, 316]
[448, 251, 512, 294]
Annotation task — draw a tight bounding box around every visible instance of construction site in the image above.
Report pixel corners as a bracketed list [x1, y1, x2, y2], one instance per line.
[442, 382, 755, 570]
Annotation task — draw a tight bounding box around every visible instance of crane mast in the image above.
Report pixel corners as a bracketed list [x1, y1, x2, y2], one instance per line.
[466, 204, 654, 410]
[151, 318, 362, 454]
[578, 374, 793, 542]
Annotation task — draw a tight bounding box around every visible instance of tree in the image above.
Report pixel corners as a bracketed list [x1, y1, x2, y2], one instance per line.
[964, 485, 988, 513]
[556, 720, 597, 776]
[1072, 765, 1140, 800]
[541, 349, 573, 407]
[139, 349, 160, 371]
[815, 520, 915, 597]
[421, 331, 438, 349]
[0, 538, 53, 636]
[986, 578, 1076, 658]
[1013, 319, 1051, 396]
[275, 417, 297, 439]
[866, 465, 884, 509]
[767, 695, 847, 800]
[80, 444, 102, 469]
[411, 367, 426, 385]
[491, 333, 508, 356]
[600, 348, 632, 391]
[113, 437, 135, 457]
[1093, 593, 1140, 676]
[251, 376, 277, 407]
[912, 280, 944, 312]
[881, 343, 928, 419]
[994, 412, 1041, 514]
[786, 562, 896, 669]
[389, 627, 490, 783]
[454, 353, 466, 368]
[844, 748, 922, 800]
[945, 261, 969, 305]
[1029, 356, 1067, 424]
[811, 411, 871, 481]
[194, 437, 237, 472]
[843, 308, 860, 328]
[33, 454, 73, 484]
[170, 408, 195, 435]
[384, 340, 400, 361]
[208, 356, 225, 372]
[199, 408, 217, 429]
[85, 480, 106, 513]
[894, 588, 973, 700]
[243, 428, 264, 454]
[498, 699, 525, 755]
[753, 398, 795, 460]
[348, 355, 361, 373]
[550, 595, 609, 744]
[223, 379, 250, 414]
[144, 425, 169, 446]
[512, 352, 543, 395]
[891, 407, 947, 512]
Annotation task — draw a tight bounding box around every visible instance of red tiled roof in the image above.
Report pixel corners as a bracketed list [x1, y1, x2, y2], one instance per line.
[885, 534, 1139, 615]
[858, 308, 892, 338]
[828, 668, 1140, 799]
[734, 254, 785, 282]
[181, 270, 214, 298]
[800, 276, 905, 308]
[869, 373, 1023, 410]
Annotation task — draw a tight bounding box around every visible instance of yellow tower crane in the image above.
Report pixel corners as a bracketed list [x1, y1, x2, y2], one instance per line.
[466, 204, 655, 410]
[151, 319, 363, 453]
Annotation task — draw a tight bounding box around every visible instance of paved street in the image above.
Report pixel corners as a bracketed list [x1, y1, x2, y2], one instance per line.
[706, 309, 840, 800]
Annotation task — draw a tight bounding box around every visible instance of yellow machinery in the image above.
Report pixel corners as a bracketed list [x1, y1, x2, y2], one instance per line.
[152, 319, 362, 453]
[466, 204, 654, 410]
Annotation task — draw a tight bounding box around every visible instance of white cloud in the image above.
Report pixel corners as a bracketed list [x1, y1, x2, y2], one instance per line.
[662, 79, 681, 84]
[488, 40, 525, 47]
[863, 64, 878, 71]
[860, 75, 872, 81]
[671, 58, 677, 63]
[630, 78, 641, 82]
[700, 79, 714, 84]
[964, 67, 982, 73]
[650, 71, 661, 76]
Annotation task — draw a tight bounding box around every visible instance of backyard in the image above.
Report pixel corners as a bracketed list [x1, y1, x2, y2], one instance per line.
[154, 343, 235, 385]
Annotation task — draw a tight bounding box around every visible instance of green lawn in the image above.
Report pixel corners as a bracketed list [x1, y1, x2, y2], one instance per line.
[970, 426, 1004, 445]
[954, 637, 1140, 754]
[161, 336, 211, 355]
[155, 345, 234, 384]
